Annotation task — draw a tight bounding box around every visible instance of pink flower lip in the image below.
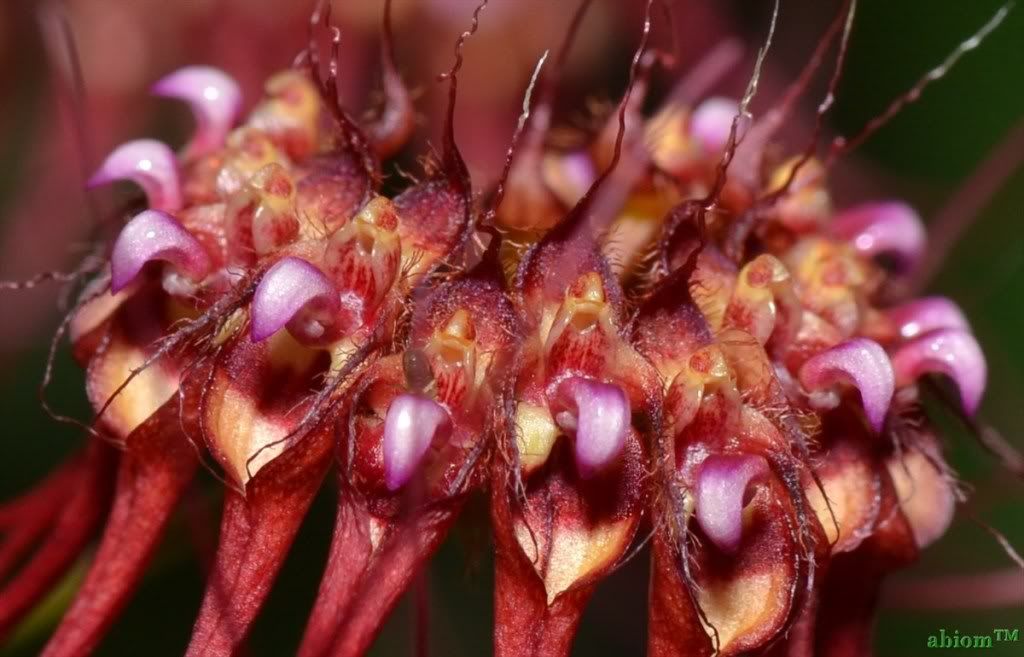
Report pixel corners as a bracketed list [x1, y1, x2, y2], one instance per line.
[694, 453, 770, 554]
[832, 201, 926, 272]
[88, 139, 182, 212]
[891, 327, 987, 416]
[250, 257, 341, 343]
[690, 96, 742, 154]
[799, 337, 895, 433]
[382, 393, 452, 491]
[152, 66, 243, 157]
[109, 210, 211, 293]
[555, 377, 630, 479]
[886, 296, 970, 340]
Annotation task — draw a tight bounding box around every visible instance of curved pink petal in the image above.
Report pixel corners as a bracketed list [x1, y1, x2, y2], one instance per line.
[383, 394, 452, 491]
[831, 201, 926, 271]
[152, 66, 243, 157]
[799, 338, 895, 433]
[250, 257, 340, 343]
[694, 453, 769, 554]
[891, 328, 986, 415]
[559, 377, 630, 479]
[559, 151, 597, 195]
[109, 210, 211, 293]
[690, 96, 740, 154]
[88, 140, 182, 212]
[886, 296, 970, 340]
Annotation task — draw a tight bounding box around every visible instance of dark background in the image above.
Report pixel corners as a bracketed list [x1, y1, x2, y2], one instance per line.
[0, 0, 1021, 655]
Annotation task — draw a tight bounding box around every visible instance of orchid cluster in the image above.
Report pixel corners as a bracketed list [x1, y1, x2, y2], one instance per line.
[0, 1, 1008, 656]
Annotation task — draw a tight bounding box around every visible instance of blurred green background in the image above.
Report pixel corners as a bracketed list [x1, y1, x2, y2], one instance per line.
[0, 0, 1021, 655]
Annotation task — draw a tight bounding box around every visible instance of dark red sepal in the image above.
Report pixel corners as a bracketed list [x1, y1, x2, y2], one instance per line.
[0, 458, 80, 582]
[297, 496, 374, 657]
[0, 440, 117, 639]
[491, 436, 645, 657]
[41, 401, 197, 657]
[184, 424, 333, 657]
[814, 459, 917, 657]
[647, 533, 715, 657]
[491, 486, 590, 657]
[299, 494, 463, 657]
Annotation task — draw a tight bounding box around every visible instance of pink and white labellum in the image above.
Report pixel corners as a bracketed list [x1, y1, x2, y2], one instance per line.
[891, 327, 987, 415]
[554, 376, 630, 478]
[152, 66, 243, 157]
[109, 209, 212, 293]
[800, 337, 895, 433]
[831, 201, 927, 272]
[250, 256, 341, 343]
[689, 96, 741, 154]
[694, 453, 770, 554]
[382, 393, 452, 491]
[88, 139, 183, 211]
[886, 295, 970, 339]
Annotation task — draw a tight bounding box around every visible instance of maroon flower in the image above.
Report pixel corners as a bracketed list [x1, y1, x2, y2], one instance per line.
[0, 1, 1017, 657]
